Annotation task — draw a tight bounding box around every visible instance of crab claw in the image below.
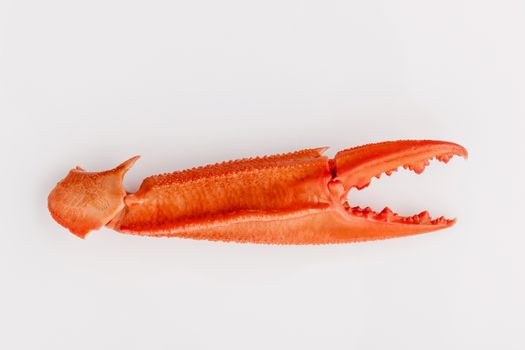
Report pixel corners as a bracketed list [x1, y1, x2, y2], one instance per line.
[47, 156, 139, 238]
[328, 140, 468, 240]
[47, 140, 467, 244]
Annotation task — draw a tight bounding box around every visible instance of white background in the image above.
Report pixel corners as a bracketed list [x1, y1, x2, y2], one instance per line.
[1, 0, 524, 349]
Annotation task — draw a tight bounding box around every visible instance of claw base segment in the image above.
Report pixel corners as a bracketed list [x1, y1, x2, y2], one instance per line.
[47, 156, 139, 238]
[48, 140, 467, 244]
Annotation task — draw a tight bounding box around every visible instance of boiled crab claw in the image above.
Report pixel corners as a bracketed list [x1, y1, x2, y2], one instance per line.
[48, 140, 467, 244]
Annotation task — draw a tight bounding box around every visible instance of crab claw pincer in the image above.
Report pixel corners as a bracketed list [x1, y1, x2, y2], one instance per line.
[327, 140, 468, 241]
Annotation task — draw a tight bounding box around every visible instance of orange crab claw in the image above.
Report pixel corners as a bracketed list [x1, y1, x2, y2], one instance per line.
[48, 140, 467, 244]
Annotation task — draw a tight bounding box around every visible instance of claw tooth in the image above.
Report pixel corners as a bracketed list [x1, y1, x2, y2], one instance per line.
[380, 207, 393, 215]
[412, 162, 426, 174]
[418, 210, 429, 216]
[351, 206, 362, 212]
[418, 211, 431, 222]
[351, 206, 365, 217]
[379, 207, 395, 222]
[437, 154, 452, 163]
[355, 179, 371, 190]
